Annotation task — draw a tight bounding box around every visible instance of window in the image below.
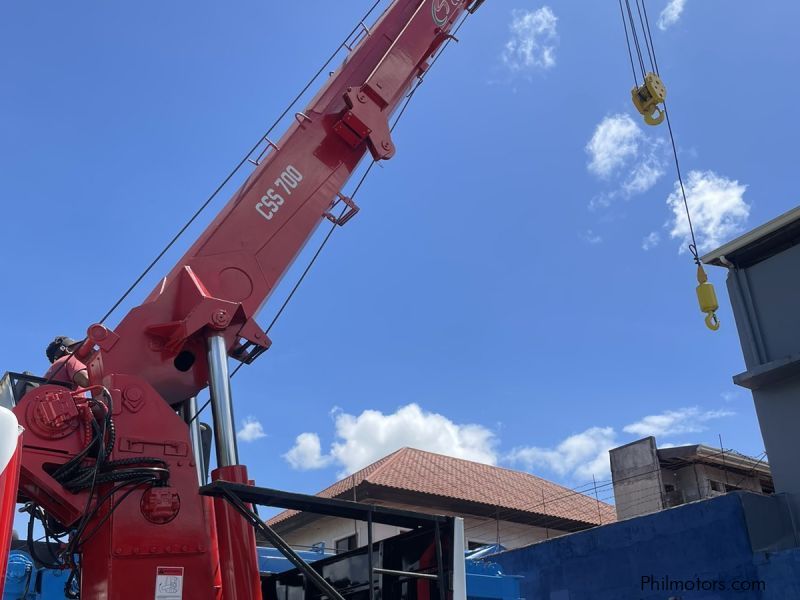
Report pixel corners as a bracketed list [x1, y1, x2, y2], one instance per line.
[335, 534, 357, 553]
[709, 479, 741, 494]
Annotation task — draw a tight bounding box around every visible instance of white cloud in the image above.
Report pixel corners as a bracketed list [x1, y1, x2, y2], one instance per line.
[642, 231, 660, 250]
[623, 407, 734, 438]
[586, 114, 641, 179]
[508, 426, 617, 482]
[586, 114, 666, 199]
[502, 7, 559, 72]
[721, 390, 742, 403]
[283, 404, 498, 476]
[284, 403, 739, 485]
[237, 417, 266, 442]
[507, 405, 736, 482]
[623, 142, 666, 195]
[658, 0, 687, 30]
[589, 192, 616, 211]
[582, 229, 603, 245]
[283, 432, 332, 470]
[667, 170, 750, 252]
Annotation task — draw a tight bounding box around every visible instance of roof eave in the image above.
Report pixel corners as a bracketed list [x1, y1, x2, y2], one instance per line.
[702, 206, 800, 268]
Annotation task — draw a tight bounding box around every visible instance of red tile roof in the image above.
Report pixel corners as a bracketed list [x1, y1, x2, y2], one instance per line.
[268, 447, 615, 528]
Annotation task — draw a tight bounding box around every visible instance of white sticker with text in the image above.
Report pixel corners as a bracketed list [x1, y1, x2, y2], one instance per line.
[155, 566, 184, 600]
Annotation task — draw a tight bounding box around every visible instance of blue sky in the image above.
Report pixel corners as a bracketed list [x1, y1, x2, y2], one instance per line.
[2, 0, 799, 523]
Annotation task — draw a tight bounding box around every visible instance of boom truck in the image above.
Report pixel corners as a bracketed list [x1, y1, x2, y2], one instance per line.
[0, 0, 492, 598]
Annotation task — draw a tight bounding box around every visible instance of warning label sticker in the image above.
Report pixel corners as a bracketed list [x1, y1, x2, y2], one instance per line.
[155, 566, 184, 600]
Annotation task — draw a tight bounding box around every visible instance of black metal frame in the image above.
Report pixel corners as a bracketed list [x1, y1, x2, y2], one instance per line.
[6, 371, 71, 387]
[0, 371, 71, 410]
[200, 481, 452, 600]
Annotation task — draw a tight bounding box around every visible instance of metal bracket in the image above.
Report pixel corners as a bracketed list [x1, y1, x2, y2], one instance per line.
[324, 192, 360, 226]
[213, 487, 347, 600]
[344, 21, 371, 51]
[337, 87, 395, 160]
[248, 136, 279, 166]
[119, 437, 188, 457]
[201, 481, 455, 600]
[230, 318, 272, 364]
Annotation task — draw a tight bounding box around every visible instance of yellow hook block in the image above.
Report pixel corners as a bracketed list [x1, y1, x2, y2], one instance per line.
[632, 72, 667, 126]
[695, 265, 720, 331]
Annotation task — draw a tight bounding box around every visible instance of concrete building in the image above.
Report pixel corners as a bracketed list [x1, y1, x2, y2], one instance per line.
[703, 206, 800, 514]
[267, 447, 615, 553]
[610, 436, 773, 520]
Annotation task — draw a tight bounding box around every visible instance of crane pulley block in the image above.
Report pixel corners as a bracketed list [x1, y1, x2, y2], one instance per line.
[631, 72, 667, 126]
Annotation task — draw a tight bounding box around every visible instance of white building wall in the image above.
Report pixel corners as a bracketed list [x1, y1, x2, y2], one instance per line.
[460, 516, 557, 549]
[279, 515, 402, 553]
[276, 497, 561, 552]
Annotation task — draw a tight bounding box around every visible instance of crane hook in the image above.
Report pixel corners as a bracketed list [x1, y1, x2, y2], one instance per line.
[695, 265, 720, 331]
[705, 312, 721, 331]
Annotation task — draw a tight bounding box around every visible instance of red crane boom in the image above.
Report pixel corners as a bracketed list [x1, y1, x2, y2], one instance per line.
[7, 1, 482, 598]
[100, 0, 471, 405]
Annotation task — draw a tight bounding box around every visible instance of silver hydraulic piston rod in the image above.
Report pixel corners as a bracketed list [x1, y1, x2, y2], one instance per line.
[207, 333, 239, 467]
[183, 396, 206, 485]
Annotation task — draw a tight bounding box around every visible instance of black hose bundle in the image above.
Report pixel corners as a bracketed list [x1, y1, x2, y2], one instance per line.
[23, 387, 171, 599]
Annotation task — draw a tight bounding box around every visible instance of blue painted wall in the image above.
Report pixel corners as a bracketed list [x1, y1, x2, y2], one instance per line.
[492, 492, 800, 600]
